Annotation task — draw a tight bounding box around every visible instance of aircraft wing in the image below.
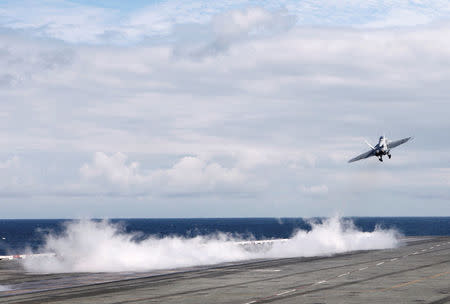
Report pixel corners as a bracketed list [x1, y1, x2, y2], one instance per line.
[387, 137, 412, 150]
[348, 149, 375, 163]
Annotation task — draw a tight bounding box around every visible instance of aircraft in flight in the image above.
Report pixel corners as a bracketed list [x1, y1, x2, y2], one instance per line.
[348, 136, 412, 163]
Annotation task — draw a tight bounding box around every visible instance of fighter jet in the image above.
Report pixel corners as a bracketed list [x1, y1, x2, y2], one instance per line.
[348, 136, 412, 163]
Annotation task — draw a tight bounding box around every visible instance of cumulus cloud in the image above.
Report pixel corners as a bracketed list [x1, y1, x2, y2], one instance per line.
[155, 156, 247, 193]
[80, 152, 143, 187]
[80, 153, 248, 195]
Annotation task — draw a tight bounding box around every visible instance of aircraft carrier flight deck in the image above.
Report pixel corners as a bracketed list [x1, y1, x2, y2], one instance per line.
[0, 236, 449, 304]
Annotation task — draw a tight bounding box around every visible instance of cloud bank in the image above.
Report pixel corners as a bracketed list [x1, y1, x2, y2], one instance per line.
[0, 2, 448, 217]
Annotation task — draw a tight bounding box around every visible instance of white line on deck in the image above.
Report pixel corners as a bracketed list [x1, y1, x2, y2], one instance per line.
[338, 272, 350, 277]
[315, 280, 327, 284]
[421, 249, 427, 252]
[244, 301, 256, 304]
[359, 267, 368, 271]
[430, 247, 434, 249]
[376, 262, 385, 266]
[276, 289, 295, 296]
[390, 258, 398, 261]
[413, 252, 419, 255]
[436, 244, 440, 247]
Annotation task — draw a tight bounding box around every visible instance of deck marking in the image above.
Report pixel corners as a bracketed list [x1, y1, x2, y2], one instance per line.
[413, 252, 419, 255]
[367, 271, 450, 294]
[388, 271, 450, 290]
[276, 289, 295, 296]
[359, 267, 368, 271]
[244, 301, 256, 304]
[315, 280, 327, 284]
[430, 247, 434, 249]
[390, 258, 398, 262]
[376, 262, 385, 266]
[338, 272, 350, 277]
[421, 249, 426, 252]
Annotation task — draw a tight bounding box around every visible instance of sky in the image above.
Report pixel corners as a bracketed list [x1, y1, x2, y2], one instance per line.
[0, 0, 449, 218]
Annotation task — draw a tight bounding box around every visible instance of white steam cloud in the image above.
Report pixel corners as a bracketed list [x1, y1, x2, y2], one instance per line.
[23, 217, 400, 273]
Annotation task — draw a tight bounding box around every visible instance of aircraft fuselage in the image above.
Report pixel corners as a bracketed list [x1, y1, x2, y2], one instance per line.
[374, 136, 390, 161]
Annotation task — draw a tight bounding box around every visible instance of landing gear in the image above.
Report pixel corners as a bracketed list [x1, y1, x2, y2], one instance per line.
[378, 156, 383, 162]
[388, 154, 391, 159]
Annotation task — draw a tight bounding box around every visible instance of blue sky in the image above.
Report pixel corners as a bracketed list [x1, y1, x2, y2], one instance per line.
[0, 0, 449, 218]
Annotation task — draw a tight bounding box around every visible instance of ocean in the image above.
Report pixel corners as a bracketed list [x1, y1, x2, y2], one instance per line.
[0, 217, 449, 256]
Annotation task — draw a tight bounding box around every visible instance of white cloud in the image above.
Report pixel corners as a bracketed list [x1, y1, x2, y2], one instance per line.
[80, 152, 143, 187]
[0, 36, 74, 87]
[232, 149, 315, 170]
[212, 7, 296, 40]
[0, 155, 34, 195]
[300, 185, 329, 196]
[80, 153, 248, 195]
[155, 156, 247, 193]
[173, 7, 296, 58]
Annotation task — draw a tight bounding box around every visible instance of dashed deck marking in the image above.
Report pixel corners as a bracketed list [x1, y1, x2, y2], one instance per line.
[276, 289, 295, 296]
[244, 239, 450, 304]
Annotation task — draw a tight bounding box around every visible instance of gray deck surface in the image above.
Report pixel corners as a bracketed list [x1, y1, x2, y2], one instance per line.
[0, 236, 449, 303]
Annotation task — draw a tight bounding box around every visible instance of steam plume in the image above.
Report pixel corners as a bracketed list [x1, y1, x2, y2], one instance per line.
[22, 217, 400, 273]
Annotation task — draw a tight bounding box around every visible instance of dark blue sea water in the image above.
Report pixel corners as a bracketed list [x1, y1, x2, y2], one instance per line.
[0, 217, 449, 255]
